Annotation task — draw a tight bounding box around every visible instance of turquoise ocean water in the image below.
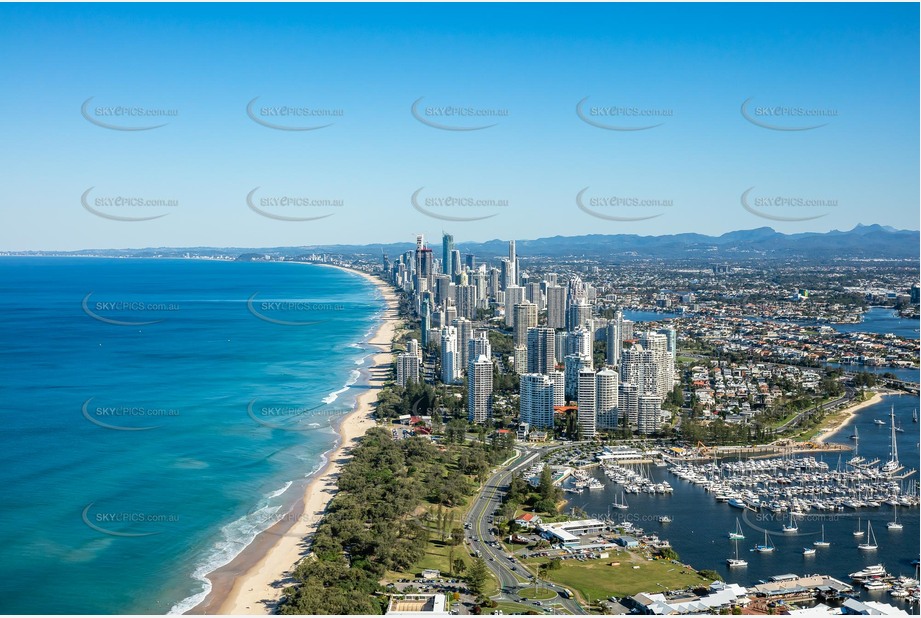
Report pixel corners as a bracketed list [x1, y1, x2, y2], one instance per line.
[0, 257, 384, 614]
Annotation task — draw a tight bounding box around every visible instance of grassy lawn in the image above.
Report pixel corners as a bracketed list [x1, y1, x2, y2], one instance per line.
[494, 601, 542, 615]
[517, 586, 557, 600]
[523, 551, 709, 605]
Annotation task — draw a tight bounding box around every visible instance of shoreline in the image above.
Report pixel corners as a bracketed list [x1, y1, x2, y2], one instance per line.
[813, 391, 886, 444]
[186, 264, 400, 615]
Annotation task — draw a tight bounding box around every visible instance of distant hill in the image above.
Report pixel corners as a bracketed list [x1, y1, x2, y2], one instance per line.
[9, 225, 919, 261]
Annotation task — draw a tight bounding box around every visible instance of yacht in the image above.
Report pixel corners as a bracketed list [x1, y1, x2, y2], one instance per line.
[858, 521, 878, 550]
[727, 538, 748, 568]
[849, 564, 887, 580]
[803, 547, 816, 556]
[874, 419, 887, 425]
[612, 491, 629, 510]
[853, 517, 865, 538]
[813, 524, 831, 548]
[728, 517, 745, 540]
[782, 512, 799, 533]
[887, 506, 903, 531]
[753, 530, 775, 553]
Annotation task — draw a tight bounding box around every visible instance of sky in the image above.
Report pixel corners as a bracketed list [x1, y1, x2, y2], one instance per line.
[0, 2, 917, 251]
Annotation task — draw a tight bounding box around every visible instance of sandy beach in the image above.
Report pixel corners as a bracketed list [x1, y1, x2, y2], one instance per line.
[813, 391, 886, 444]
[188, 264, 400, 615]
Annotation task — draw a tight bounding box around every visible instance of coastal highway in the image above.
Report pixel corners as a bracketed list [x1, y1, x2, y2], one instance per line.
[463, 446, 585, 614]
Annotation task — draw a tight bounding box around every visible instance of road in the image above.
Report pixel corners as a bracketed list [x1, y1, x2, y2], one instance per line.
[463, 446, 586, 614]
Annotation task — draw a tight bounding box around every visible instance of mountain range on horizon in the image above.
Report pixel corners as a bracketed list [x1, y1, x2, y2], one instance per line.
[5, 224, 920, 261]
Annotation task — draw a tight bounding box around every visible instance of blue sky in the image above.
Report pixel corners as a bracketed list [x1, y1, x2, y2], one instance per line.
[0, 3, 917, 251]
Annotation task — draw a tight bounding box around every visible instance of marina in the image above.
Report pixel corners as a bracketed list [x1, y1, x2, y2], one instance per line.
[563, 394, 920, 610]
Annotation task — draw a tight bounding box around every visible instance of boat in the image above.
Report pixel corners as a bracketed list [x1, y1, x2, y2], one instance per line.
[803, 547, 816, 556]
[874, 419, 887, 425]
[612, 491, 629, 510]
[782, 512, 799, 533]
[858, 521, 878, 550]
[887, 506, 903, 531]
[881, 406, 902, 475]
[913, 409, 917, 423]
[728, 498, 748, 510]
[658, 515, 672, 523]
[813, 524, 831, 548]
[729, 517, 745, 540]
[753, 530, 775, 553]
[853, 517, 865, 538]
[850, 564, 887, 580]
[727, 538, 748, 567]
[895, 424, 904, 433]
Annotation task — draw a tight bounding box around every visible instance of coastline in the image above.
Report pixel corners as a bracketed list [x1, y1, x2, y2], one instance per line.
[187, 265, 400, 615]
[813, 391, 886, 444]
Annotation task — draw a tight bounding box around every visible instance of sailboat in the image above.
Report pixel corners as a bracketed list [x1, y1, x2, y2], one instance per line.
[858, 521, 878, 550]
[753, 530, 775, 553]
[849, 425, 859, 440]
[912, 409, 917, 423]
[881, 406, 902, 475]
[612, 491, 629, 510]
[782, 512, 799, 533]
[727, 538, 748, 567]
[728, 517, 745, 540]
[887, 506, 903, 531]
[853, 517, 865, 538]
[813, 524, 831, 547]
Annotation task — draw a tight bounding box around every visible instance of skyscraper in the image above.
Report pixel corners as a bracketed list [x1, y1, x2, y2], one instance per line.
[595, 368, 619, 430]
[564, 354, 592, 401]
[396, 352, 420, 387]
[565, 327, 593, 359]
[468, 354, 493, 424]
[548, 370, 565, 407]
[468, 329, 491, 361]
[508, 239, 517, 288]
[577, 368, 597, 438]
[567, 299, 593, 332]
[455, 284, 478, 320]
[525, 282, 543, 310]
[442, 232, 454, 276]
[513, 301, 538, 346]
[520, 373, 555, 429]
[452, 317, 473, 373]
[440, 326, 459, 384]
[637, 395, 661, 434]
[546, 285, 566, 330]
[526, 326, 555, 374]
[513, 345, 528, 374]
[505, 286, 525, 327]
[605, 311, 623, 367]
[640, 331, 671, 400]
[621, 345, 658, 397]
[619, 382, 639, 427]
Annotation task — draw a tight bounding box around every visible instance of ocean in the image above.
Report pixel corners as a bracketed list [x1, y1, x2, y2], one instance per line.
[0, 257, 384, 614]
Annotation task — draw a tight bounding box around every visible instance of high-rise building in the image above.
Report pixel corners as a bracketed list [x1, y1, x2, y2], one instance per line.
[621, 318, 634, 341]
[505, 286, 525, 327]
[465, 254, 476, 271]
[554, 331, 568, 364]
[420, 298, 431, 348]
[621, 345, 658, 397]
[513, 302, 538, 346]
[546, 286, 567, 329]
[396, 352, 420, 387]
[564, 354, 592, 400]
[568, 299, 593, 332]
[440, 326, 459, 384]
[468, 330, 491, 361]
[640, 331, 671, 400]
[605, 311, 623, 367]
[565, 327, 593, 359]
[455, 285, 478, 320]
[487, 268, 501, 298]
[450, 249, 461, 279]
[619, 382, 639, 427]
[520, 373, 555, 429]
[526, 326, 555, 374]
[442, 232, 454, 276]
[548, 370, 565, 406]
[434, 274, 452, 306]
[406, 338, 421, 360]
[513, 345, 528, 374]
[545, 273, 558, 287]
[595, 368, 619, 430]
[577, 368, 597, 438]
[508, 240, 517, 288]
[468, 354, 493, 424]
[525, 282, 543, 311]
[452, 318, 473, 373]
[637, 395, 661, 434]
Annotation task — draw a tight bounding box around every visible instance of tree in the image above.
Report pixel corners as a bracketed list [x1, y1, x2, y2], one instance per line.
[466, 557, 489, 594]
[448, 525, 464, 575]
[453, 559, 466, 575]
